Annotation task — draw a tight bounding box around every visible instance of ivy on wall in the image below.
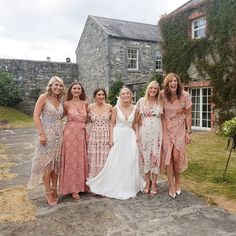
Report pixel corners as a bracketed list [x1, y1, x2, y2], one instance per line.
[159, 0, 236, 123]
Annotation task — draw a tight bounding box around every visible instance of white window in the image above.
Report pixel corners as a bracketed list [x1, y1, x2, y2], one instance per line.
[155, 50, 162, 71]
[127, 48, 138, 70]
[190, 87, 211, 130]
[192, 17, 206, 39]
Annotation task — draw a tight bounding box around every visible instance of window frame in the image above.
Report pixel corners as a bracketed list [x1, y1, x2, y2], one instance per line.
[155, 50, 162, 72]
[127, 48, 139, 70]
[191, 16, 206, 39]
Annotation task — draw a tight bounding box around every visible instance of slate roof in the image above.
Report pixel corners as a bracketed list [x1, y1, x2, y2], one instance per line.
[91, 15, 160, 42]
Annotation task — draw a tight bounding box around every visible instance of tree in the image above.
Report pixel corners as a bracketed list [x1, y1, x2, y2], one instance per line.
[107, 79, 124, 106]
[137, 73, 163, 100]
[0, 72, 23, 106]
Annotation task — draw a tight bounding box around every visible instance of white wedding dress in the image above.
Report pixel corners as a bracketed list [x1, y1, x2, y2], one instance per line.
[87, 105, 144, 200]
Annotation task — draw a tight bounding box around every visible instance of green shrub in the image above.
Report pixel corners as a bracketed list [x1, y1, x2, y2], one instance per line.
[220, 117, 236, 137]
[0, 72, 23, 106]
[108, 79, 123, 106]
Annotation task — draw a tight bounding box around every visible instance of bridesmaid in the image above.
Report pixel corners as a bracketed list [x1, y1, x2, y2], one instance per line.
[136, 80, 163, 195]
[160, 73, 192, 199]
[59, 81, 88, 200]
[28, 76, 66, 206]
[87, 88, 113, 178]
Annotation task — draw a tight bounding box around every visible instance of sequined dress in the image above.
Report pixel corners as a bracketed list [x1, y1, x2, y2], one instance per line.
[28, 100, 63, 189]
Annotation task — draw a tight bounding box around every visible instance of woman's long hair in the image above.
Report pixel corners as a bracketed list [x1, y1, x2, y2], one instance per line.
[163, 73, 183, 101]
[65, 81, 86, 101]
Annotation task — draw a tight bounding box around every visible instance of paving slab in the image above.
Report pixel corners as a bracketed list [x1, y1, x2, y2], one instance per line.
[0, 128, 236, 236]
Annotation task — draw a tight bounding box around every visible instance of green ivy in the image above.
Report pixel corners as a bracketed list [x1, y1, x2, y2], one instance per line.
[159, 0, 236, 124]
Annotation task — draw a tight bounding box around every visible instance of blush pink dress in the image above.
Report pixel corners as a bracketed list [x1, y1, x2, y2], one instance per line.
[59, 102, 88, 194]
[161, 91, 192, 172]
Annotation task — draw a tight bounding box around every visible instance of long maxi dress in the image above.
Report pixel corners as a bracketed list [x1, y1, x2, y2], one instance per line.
[137, 98, 162, 176]
[59, 103, 88, 194]
[28, 99, 63, 188]
[87, 105, 111, 178]
[161, 91, 192, 172]
[87, 105, 144, 200]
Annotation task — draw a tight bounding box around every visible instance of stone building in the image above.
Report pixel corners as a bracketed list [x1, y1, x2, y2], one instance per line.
[160, 0, 235, 130]
[76, 15, 162, 102]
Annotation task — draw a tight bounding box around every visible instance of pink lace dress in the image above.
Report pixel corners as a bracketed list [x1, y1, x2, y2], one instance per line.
[59, 103, 88, 194]
[28, 100, 63, 189]
[137, 98, 162, 175]
[161, 91, 192, 172]
[87, 106, 111, 178]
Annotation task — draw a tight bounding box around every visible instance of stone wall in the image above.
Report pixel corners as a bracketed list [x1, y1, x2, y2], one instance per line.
[76, 16, 109, 99]
[109, 38, 159, 85]
[0, 59, 78, 114]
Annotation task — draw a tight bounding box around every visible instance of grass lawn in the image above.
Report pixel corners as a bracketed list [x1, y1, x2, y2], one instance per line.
[0, 106, 33, 128]
[183, 132, 236, 207]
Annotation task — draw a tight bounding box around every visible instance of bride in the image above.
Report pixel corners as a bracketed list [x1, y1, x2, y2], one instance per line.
[87, 87, 144, 200]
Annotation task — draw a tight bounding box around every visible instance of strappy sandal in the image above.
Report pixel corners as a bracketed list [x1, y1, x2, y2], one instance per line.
[72, 192, 80, 200]
[45, 191, 57, 206]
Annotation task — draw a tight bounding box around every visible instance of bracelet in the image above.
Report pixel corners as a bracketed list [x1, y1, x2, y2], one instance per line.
[38, 132, 44, 136]
[187, 130, 192, 134]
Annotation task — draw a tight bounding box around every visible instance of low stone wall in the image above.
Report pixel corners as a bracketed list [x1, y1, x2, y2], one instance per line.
[0, 59, 78, 114]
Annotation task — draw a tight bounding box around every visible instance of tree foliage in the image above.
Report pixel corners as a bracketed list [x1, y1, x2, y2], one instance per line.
[107, 79, 124, 106]
[0, 72, 23, 106]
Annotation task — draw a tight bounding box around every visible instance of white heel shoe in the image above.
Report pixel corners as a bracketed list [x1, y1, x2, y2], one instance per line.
[176, 189, 182, 196]
[168, 192, 176, 199]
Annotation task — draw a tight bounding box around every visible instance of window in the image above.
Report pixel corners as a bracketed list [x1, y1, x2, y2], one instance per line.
[190, 87, 211, 130]
[127, 48, 138, 70]
[155, 50, 162, 71]
[192, 17, 206, 39]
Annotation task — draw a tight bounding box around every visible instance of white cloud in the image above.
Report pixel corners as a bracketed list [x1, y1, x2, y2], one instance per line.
[0, 0, 189, 62]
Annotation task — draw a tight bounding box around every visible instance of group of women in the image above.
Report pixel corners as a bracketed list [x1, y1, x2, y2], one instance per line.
[27, 72, 192, 206]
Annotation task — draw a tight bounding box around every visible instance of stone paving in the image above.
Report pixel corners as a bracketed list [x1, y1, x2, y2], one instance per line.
[0, 128, 236, 236]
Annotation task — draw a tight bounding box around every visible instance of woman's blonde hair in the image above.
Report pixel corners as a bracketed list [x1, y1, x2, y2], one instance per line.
[163, 73, 183, 101]
[46, 76, 66, 100]
[119, 87, 133, 104]
[144, 80, 163, 106]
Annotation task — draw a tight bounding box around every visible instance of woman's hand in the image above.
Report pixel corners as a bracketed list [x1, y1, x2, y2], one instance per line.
[109, 138, 114, 147]
[39, 134, 47, 146]
[185, 132, 191, 144]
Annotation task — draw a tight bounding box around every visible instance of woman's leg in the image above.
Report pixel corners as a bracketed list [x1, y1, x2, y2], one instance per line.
[43, 171, 56, 205]
[143, 172, 151, 193]
[166, 158, 176, 198]
[150, 173, 157, 195]
[51, 170, 58, 199]
[172, 146, 181, 193]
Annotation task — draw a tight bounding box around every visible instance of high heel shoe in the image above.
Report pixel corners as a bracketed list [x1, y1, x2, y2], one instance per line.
[150, 184, 157, 196]
[142, 182, 151, 194]
[168, 192, 176, 199]
[176, 188, 182, 196]
[45, 191, 57, 206]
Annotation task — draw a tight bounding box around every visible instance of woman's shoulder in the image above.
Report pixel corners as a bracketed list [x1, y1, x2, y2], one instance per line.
[181, 90, 191, 100]
[37, 93, 48, 103]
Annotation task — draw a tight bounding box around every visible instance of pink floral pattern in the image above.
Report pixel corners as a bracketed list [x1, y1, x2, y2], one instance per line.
[87, 108, 111, 178]
[137, 98, 163, 175]
[161, 90, 192, 172]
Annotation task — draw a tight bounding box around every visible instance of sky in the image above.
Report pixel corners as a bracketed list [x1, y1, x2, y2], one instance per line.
[0, 0, 189, 63]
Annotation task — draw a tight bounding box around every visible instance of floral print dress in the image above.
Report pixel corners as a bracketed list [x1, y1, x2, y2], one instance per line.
[137, 97, 163, 175]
